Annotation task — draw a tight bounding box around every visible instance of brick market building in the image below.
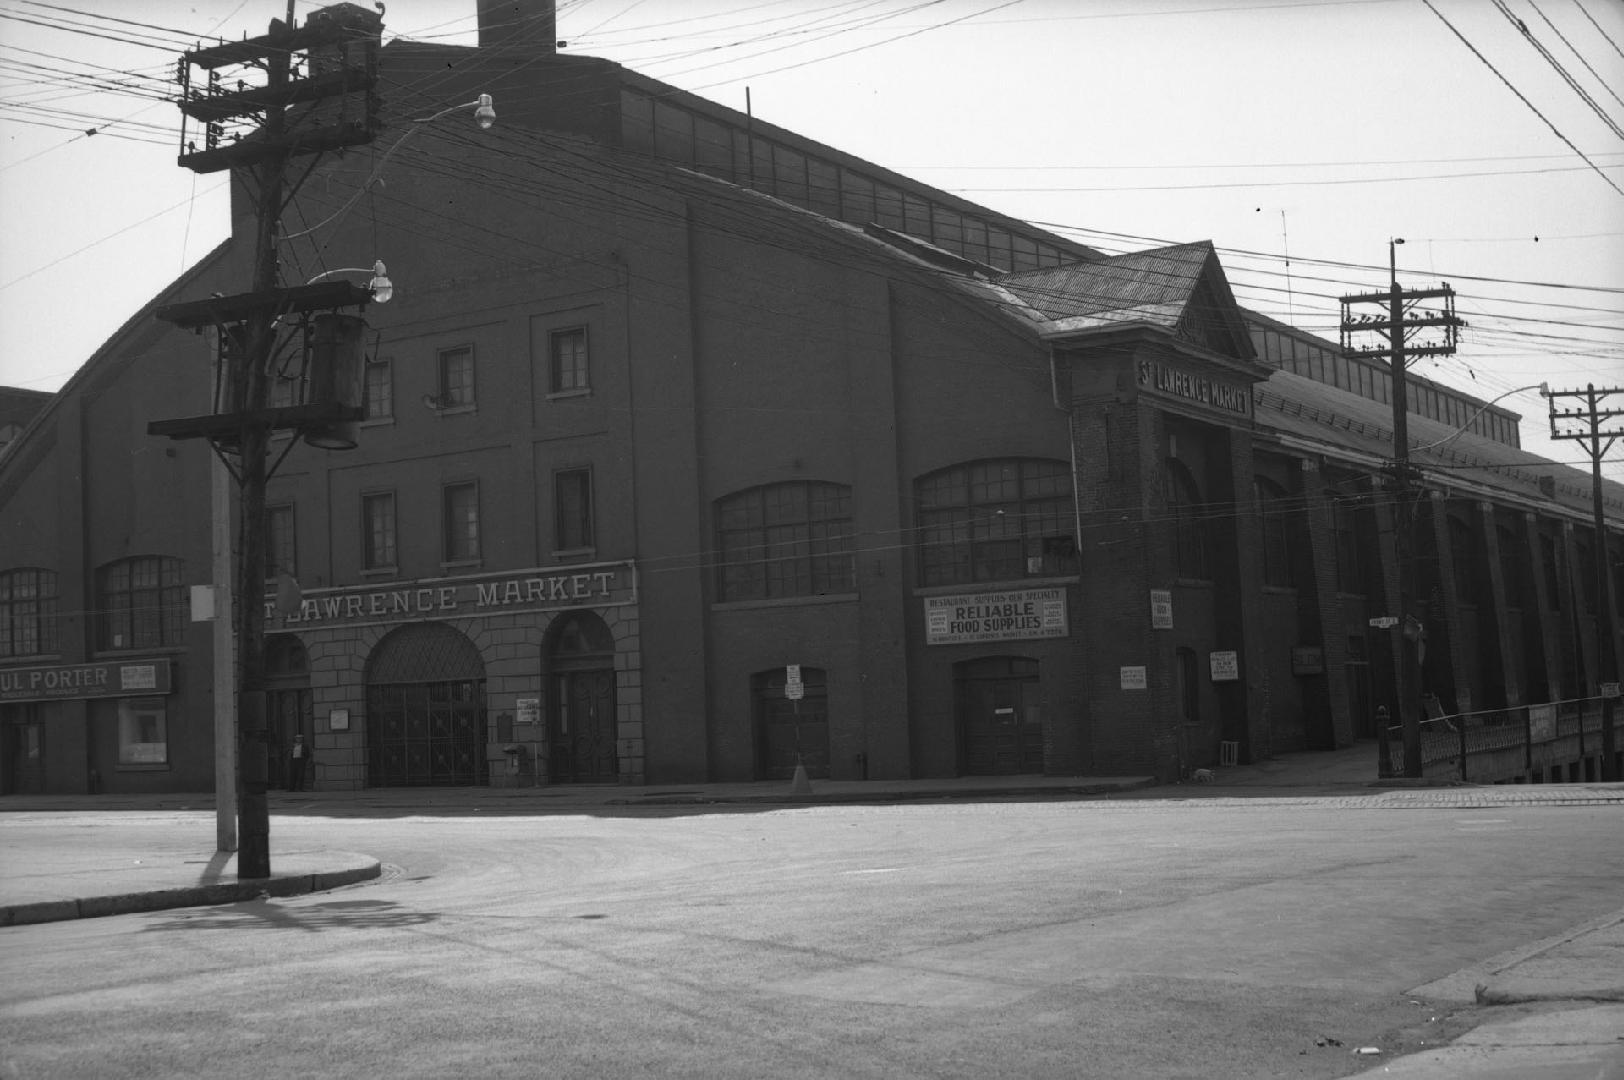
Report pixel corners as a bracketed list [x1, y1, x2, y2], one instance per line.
[2, 1, 1620, 795]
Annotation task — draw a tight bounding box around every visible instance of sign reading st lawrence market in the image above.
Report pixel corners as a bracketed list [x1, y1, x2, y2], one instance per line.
[1137, 359, 1251, 419]
[267, 560, 637, 629]
[925, 587, 1068, 646]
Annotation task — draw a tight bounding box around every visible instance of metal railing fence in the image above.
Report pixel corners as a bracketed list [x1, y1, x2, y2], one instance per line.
[1383, 696, 1610, 782]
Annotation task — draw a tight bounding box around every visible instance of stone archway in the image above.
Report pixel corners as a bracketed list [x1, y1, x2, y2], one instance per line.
[365, 622, 487, 787]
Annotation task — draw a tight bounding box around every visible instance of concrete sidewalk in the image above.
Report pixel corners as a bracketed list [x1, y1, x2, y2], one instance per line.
[1348, 911, 1624, 1079]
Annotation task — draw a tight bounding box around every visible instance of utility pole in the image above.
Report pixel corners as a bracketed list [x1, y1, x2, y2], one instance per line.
[1543, 384, 1623, 781]
[148, 4, 383, 878]
[1340, 240, 1462, 777]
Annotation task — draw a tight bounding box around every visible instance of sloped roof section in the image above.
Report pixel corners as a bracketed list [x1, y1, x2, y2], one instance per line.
[1258, 367, 1624, 522]
[997, 241, 1255, 360]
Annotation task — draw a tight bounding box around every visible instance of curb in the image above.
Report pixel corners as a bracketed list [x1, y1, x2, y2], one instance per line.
[0, 859, 381, 927]
[1408, 906, 1624, 1005]
[603, 778, 1159, 806]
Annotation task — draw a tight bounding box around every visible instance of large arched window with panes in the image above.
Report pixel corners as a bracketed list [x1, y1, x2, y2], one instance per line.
[0, 568, 58, 658]
[915, 459, 1077, 587]
[96, 556, 186, 651]
[1254, 477, 1299, 588]
[715, 482, 855, 602]
[1165, 459, 1210, 581]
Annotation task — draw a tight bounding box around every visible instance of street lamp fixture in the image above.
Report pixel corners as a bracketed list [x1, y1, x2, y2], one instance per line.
[1409, 382, 1549, 453]
[307, 260, 393, 303]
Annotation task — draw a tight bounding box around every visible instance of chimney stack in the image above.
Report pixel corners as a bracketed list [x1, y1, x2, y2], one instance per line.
[477, 0, 556, 55]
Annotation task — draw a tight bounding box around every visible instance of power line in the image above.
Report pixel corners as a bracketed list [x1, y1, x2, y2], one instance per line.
[1419, 0, 1624, 199]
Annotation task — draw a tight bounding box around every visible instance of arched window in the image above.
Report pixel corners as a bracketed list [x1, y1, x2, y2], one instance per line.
[96, 556, 185, 651]
[916, 459, 1077, 586]
[1497, 525, 1529, 609]
[1450, 517, 1481, 600]
[1165, 459, 1210, 581]
[1254, 477, 1298, 588]
[0, 568, 58, 658]
[715, 481, 855, 602]
[1331, 496, 1368, 596]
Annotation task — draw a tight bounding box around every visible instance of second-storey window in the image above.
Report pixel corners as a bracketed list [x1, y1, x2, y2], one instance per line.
[439, 346, 475, 409]
[550, 328, 589, 393]
[267, 503, 297, 578]
[444, 482, 481, 563]
[554, 468, 594, 552]
[363, 357, 393, 420]
[916, 459, 1076, 587]
[717, 481, 855, 601]
[0, 568, 58, 658]
[363, 492, 397, 570]
[1254, 477, 1298, 588]
[97, 556, 185, 651]
[1166, 459, 1211, 581]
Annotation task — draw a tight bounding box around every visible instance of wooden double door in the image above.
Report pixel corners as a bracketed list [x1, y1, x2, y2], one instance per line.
[956, 657, 1044, 775]
[549, 669, 617, 783]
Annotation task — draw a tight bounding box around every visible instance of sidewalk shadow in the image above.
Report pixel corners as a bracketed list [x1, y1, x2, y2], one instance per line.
[140, 898, 437, 934]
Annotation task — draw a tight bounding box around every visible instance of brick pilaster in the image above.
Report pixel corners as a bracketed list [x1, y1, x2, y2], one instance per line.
[1476, 502, 1521, 707]
[1299, 457, 1352, 746]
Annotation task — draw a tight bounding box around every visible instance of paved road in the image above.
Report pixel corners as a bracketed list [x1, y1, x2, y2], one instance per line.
[2, 797, 1620, 1079]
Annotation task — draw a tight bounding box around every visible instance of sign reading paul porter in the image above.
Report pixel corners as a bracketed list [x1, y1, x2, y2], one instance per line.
[925, 587, 1068, 645]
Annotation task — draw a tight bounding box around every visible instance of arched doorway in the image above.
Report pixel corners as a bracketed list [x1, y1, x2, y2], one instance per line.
[752, 667, 830, 780]
[265, 635, 312, 790]
[955, 656, 1043, 775]
[546, 611, 617, 783]
[366, 622, 487, 787]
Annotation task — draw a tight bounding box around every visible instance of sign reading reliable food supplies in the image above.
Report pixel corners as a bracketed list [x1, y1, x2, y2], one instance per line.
[925, 587, 1068, 645]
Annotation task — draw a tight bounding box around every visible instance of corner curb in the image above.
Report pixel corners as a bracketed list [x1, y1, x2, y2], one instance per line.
[0, 859, 381, 927]
[1407, 907, 1624, 1005]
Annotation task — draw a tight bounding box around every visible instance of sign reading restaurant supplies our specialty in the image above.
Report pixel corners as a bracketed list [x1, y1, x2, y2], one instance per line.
[925, 587, 1068, 645]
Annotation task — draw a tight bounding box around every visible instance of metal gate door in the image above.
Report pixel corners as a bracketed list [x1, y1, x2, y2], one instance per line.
[365, 622, 487, 787]
[368, 680, 487, 786]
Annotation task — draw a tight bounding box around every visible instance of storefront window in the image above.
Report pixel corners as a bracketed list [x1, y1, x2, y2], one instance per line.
[117, 698, 168, 765]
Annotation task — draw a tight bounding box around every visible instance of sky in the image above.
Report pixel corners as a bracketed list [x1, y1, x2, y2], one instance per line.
[2, 0, 1622, 481]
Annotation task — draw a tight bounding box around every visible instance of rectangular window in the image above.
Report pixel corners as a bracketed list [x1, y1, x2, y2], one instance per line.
[363, 357, 393, 420]
[550, 328, 589, 393]
[443, 482, 480, 563]
[555, 468, 594, 552]
[266, 503, 297, 578]
[117, 698, 168, 766]
[362, 492, 397, 570]
[438, 346, 475, 409]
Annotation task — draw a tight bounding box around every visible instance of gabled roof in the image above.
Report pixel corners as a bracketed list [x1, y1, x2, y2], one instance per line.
[995, 241, 1256, 360]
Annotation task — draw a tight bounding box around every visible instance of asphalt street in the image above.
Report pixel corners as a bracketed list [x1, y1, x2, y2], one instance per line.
[2, 796, 1621, 1079]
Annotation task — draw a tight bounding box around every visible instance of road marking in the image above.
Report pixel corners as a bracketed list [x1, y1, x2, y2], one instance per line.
[842, 868, 901, 875]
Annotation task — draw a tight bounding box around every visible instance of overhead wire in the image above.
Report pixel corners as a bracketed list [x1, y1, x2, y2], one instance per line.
[1418, 0, 1624, 198]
